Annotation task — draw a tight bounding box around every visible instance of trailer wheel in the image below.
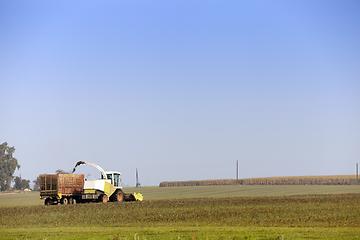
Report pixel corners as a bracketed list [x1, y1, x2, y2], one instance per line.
[45, 198, 52, 206]
[61, 197, 69, 205]
[99, 194, 108, 203]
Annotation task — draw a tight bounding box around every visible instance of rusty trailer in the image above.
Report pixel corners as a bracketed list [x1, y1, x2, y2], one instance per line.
[40, 174, 84, 205]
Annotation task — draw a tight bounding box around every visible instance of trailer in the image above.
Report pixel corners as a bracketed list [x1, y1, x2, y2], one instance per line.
[40, 174, 84, 205]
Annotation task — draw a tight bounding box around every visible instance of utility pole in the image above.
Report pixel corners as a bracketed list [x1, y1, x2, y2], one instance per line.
[236, 160, 238, 184]
[356, 163, 359, 183]
[136, 169, 141, 188]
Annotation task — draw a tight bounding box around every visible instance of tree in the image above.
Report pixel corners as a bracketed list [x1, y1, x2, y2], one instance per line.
[13, 176, 30, 190]
[33, 176, 40, 191]
[55, 169, 70, 174]
[0, 142, 20, 191]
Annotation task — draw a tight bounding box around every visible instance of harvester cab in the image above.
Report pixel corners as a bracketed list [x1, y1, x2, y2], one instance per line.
[103, 171, 121, 187]
[72, 161, 143, 203]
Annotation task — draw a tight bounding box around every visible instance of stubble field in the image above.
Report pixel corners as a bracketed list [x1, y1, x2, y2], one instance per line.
[1, 185, 360, 239]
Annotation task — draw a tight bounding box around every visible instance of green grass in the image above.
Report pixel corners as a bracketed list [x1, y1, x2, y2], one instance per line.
[1, 186, 360, 239]
[0, 191, 43, 207]
[1, 226, 360, 240]
[2, 194, 360, 228]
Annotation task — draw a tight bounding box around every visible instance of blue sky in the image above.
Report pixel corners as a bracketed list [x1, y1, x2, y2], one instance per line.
[1, 1, 359, 187]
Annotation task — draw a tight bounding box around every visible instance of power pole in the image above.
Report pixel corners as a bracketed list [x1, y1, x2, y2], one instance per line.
[236, 160, 238, 184]
[136, 168, 141, 188]
[356, 163, 359, 183]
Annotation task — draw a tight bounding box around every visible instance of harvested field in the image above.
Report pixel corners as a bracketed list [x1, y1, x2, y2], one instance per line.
[2, 184, 360, 207]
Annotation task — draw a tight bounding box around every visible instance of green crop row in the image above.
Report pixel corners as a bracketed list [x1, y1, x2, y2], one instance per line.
[159, 175, 359, 187]
[1, 193, 360, 228]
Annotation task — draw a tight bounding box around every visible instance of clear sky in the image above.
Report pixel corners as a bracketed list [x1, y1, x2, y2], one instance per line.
[1, 0, 359, 187]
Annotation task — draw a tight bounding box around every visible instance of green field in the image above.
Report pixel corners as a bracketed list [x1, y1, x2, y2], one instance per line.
[1, 185, 360, 239]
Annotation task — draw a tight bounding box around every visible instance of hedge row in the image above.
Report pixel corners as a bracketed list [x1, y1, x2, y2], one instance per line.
[159, 175, 359, 187]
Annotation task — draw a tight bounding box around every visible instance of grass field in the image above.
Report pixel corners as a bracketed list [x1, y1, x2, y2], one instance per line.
[1, 185, 360, 239]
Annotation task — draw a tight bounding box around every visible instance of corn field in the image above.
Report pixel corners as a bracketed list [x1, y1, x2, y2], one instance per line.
[159, 175, 359, 187]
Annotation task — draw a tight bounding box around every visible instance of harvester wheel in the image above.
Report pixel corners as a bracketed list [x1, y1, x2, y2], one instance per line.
[68, 197, 73, 204]
[99, 194, 108, 203]
[61, 197, 69, 205]
[111, 190, 124, 202]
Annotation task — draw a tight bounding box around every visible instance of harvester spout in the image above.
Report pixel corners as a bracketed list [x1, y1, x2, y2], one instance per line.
[72, 161, 85, 173]
[72, 161, 107, 180]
